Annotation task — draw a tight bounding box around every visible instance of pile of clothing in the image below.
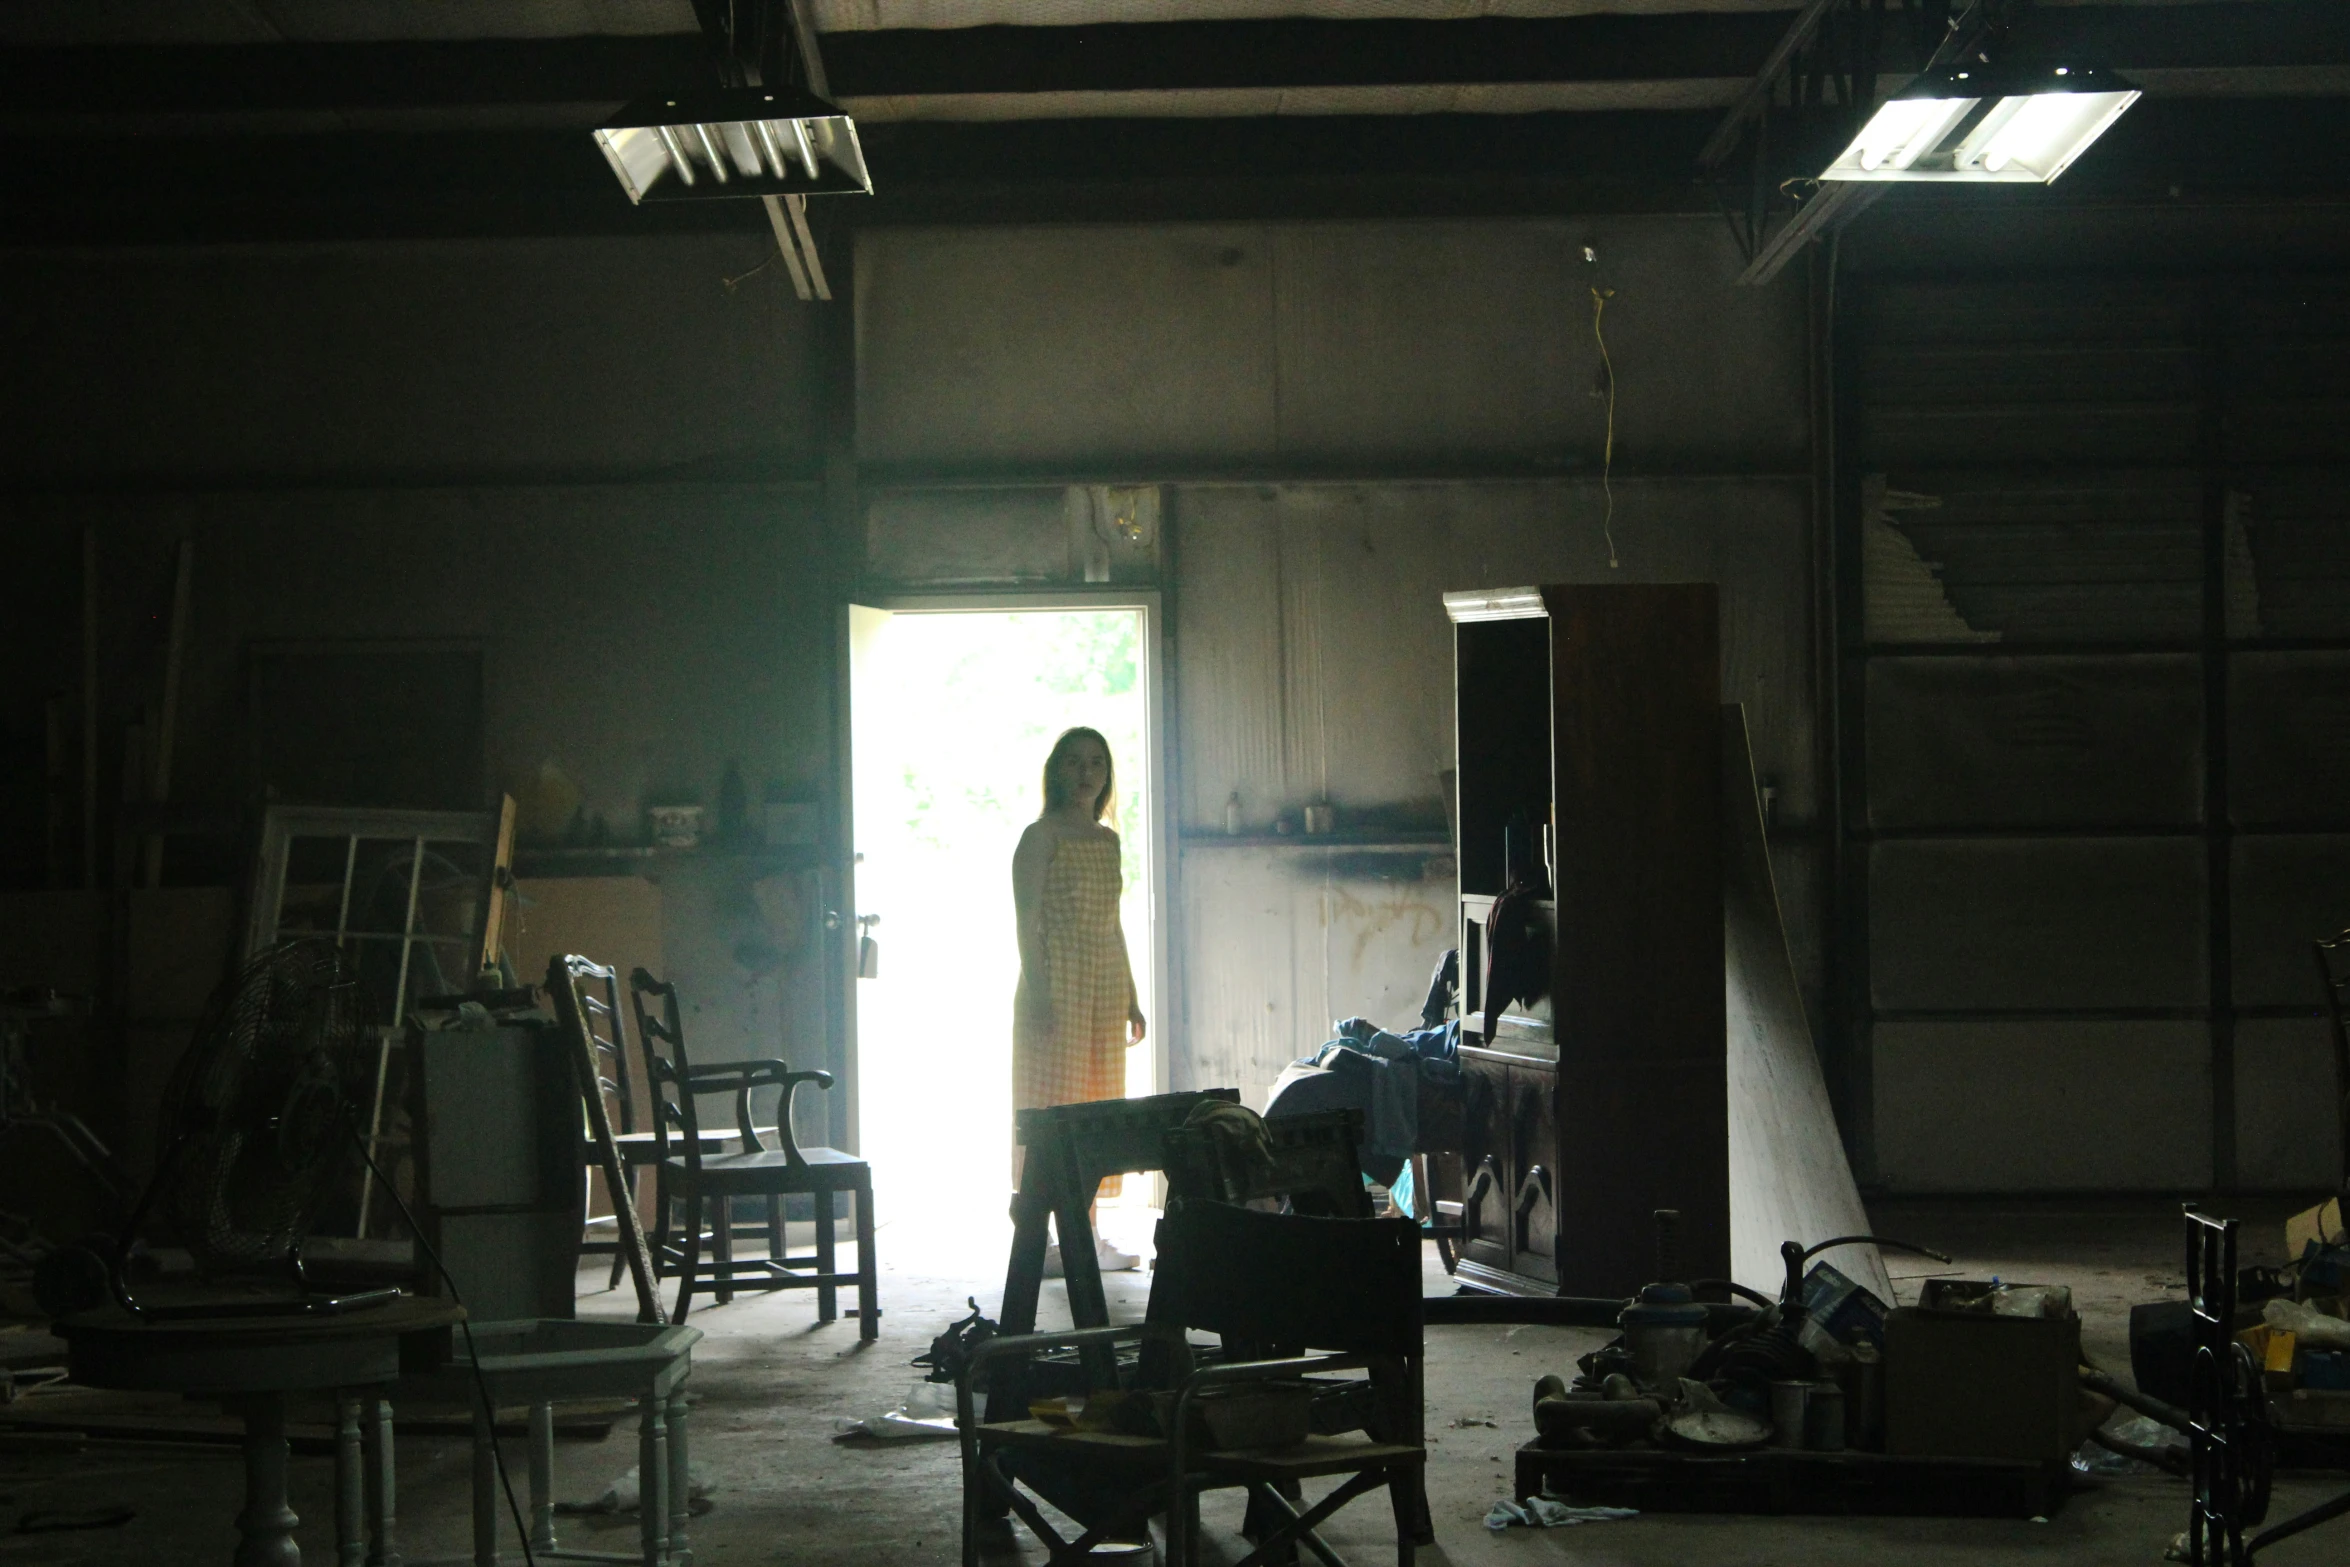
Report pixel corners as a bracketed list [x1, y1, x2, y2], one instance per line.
[1264, 1016, 1460, 1188]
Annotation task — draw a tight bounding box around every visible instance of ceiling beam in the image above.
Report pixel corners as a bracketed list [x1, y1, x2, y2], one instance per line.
[0, 3, 2338, 133]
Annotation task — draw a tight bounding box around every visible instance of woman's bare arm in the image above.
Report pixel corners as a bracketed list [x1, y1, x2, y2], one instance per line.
[1104, 829, 1146, 1044]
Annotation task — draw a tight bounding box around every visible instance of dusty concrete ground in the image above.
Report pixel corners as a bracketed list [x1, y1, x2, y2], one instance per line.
[9, 1198, 2346, 1567]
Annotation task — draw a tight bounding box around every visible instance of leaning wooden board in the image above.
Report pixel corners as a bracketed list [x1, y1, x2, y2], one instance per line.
[1516, 1443, 2067, 1519]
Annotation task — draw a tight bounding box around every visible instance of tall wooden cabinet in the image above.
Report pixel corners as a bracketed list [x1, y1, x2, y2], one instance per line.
[1446, 584, 1723, 1298]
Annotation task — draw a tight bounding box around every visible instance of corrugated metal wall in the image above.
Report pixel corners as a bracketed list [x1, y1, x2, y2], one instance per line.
[1848, 273, 2350, 1193]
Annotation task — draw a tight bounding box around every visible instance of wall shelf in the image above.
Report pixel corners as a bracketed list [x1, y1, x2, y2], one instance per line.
[1176, 832, 1450, 851]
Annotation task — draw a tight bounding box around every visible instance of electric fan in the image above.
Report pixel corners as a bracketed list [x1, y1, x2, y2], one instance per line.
[40, 940, 401, 1319]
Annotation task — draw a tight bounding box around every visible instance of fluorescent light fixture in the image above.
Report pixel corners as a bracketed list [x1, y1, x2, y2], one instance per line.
[594, 85, 870, 204]
[1821, 62, 2139, 184]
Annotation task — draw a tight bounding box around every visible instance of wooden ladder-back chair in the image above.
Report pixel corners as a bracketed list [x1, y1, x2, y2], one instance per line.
[959, 1200, 1426, 1567]
[628, 968, 877, 1334]
[549, 952, 761, 1294]
[548, 955, 661, 1322]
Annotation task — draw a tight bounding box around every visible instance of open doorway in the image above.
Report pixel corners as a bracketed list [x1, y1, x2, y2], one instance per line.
[847, 596, 1165, 1254]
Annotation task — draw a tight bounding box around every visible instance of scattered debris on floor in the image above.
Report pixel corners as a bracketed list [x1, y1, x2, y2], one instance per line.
[1483, 1496, 1637, 1530]
[833, 1382, 960, 1443]
[557, 1462, 714, 1516]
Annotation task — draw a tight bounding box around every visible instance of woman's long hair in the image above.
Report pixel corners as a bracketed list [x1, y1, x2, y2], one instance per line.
[1040, 727, 1117, 823]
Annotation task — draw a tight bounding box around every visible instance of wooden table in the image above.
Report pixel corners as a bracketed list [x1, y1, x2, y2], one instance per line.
[59, 1297, 463, 1567]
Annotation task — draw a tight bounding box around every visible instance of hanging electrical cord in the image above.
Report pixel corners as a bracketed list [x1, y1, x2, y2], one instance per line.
[1590, 277, 1622, 570]
[352, 1132, 539, 1567]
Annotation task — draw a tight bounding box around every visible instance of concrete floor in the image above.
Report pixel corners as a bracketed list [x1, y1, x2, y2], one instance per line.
[10, 1198, 2349, 1567]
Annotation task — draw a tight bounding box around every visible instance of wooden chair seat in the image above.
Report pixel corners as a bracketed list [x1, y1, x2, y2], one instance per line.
[665, 1144, 870, 1193]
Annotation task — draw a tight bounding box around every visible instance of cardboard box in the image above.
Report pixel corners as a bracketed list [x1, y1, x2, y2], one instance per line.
[2289, 1199, 2346, 1260]
[1884, 1302, 2082, 1462]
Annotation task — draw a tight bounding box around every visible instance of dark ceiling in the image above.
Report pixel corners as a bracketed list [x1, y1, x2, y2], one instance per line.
[5, 1, 2345, 243]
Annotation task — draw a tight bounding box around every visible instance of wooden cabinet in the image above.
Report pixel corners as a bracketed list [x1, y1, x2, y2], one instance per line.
[1446, 584, 1723, 1298]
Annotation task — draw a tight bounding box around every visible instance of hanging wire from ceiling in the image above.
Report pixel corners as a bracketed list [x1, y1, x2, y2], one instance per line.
[1585, 247, 1622, 570]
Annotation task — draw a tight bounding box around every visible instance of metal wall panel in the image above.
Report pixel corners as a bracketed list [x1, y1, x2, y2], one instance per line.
[2235, 1018, 2342, 1191]
[1172, 478, 1817, 829]
[0, 239, 823, 484]
[1869, 474, 2204, 645]
[2230, 279, 2350, 467]
[2230, 835, 2350, 1008]
[1873, 1021, 2211, 1191]
[863, 487, 1074, 584]
[2246, 485, 2350, 639]
[2231, 654, 2350, 829]
[1868, 839, 2208, 1012]
[1176, 849, 1451, 1107]
[1174, 487, 1289, 832]
[1867, 656, 2203, 829]
[1854, 280, 2197, 468]
[856, 224, 1280, 466]
[857, 220, 1808, 471]
[1269, 221, 1806, 469]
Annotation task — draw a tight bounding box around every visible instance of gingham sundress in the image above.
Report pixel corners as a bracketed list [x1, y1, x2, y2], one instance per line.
[1012, 832, 1133, 1195]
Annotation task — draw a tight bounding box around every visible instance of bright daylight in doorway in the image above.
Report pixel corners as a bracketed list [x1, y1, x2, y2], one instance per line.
[851, 607, 1156, 1255]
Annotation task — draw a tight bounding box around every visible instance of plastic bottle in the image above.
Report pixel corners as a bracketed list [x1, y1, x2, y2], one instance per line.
[1224, 791, 1242, 835]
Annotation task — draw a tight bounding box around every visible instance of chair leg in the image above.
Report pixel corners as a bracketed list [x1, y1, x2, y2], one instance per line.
[607, 1166, 633, 1292]
[670, 1193, 703, 1326]
[1387, 1465, 1424, 1565]
[712, 1197, 734, 1305]
[854, 1177, 878, 1342]
[648, 1168, 672, 1281]
[815, 1192, 838, 1323]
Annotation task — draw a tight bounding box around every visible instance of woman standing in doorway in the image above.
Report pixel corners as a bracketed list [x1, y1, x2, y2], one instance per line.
[1013, 726, 1147, 1273]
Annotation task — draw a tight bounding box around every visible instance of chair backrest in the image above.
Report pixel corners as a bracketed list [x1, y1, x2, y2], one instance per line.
[627, 968, 703, 1168]
[1149, 1201, 1422, 1358]
[2317, 929, 2350, 1188]
[553, 953, 635, 1137]
[547, 952, 662, 1321]
[1162, 1107, 1373, 1218]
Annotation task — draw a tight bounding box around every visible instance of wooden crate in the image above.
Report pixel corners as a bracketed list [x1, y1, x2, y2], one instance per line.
[1515, 1442, 2067, 1519]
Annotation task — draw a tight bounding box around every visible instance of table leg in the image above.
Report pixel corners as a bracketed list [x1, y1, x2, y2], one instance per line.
[637, 1394, 669, 1567]
[336, 1397, 365, 1567]
[665, 1386, 691, 1567]
[528, 1403, 556, 1553]
[472, 1401, 500, 1567]
[231, 1391, 302, 1567]
[364, 1399, 400, 1567]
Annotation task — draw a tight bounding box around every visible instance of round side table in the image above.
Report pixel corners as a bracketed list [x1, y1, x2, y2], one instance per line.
[60, 1297, 464, 1567]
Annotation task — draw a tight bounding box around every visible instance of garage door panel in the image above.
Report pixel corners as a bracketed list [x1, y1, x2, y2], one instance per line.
[1869, 839, 2208, 1012]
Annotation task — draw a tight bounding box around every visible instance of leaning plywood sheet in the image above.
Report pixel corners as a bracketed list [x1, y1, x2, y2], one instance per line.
[1724, 706, 1892, 1303]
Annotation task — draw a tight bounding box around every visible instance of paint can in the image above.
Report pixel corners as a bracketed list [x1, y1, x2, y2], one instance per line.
[1769, 1380, 1809, 1448]
[1805, 1382, 1847, 1452]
